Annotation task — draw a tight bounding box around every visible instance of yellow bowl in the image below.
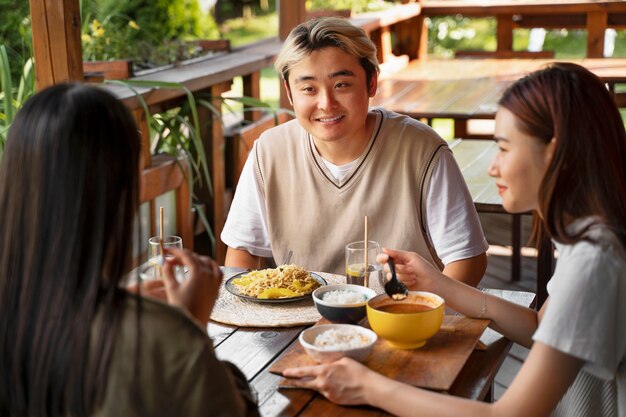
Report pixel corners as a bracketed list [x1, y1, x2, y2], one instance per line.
[366, 291, 444, 349]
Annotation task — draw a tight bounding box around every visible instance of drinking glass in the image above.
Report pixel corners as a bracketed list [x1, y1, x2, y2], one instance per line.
[345, 241, 383, 292]
[148, 235, 182, 264]
[148, 235, 185, 282]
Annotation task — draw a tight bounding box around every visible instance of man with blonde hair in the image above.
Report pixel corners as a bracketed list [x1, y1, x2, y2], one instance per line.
[222, 17, 488, 286]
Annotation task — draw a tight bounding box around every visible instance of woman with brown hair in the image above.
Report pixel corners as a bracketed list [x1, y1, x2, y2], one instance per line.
[283, 63, 626, 416]
[0, 83, 259, 417]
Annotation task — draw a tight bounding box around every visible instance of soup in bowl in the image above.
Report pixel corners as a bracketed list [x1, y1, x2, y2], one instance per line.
[366, 291, 444, 349]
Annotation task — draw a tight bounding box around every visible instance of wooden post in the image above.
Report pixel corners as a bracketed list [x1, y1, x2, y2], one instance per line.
[279, 0, 306, 40]
[29, 0, 83, 90]
[195, 82, 232, 263]
[587, 11, 607, 58]
[278, 0, 305, 110]
[242, 71, 261, 122]
[496, 14, 514, 55]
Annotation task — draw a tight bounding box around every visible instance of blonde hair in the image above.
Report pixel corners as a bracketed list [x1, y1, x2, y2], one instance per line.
[274, 17, 379, 87]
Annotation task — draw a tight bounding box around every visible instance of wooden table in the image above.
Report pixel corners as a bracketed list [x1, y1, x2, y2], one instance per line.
[420, 0, 626, 59]
[372, 57, 626, 137]
[211, 270, 535, 417]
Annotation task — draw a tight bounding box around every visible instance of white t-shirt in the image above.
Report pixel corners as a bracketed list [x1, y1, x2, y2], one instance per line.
[222, 139, 488, 266]
[533, 218, 626, 416]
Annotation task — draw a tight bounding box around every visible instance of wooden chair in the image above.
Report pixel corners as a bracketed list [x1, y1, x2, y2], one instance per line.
[225, 110, 293, 191]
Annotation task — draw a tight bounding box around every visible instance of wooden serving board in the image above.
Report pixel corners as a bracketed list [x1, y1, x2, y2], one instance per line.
[270, 315, 489, 392]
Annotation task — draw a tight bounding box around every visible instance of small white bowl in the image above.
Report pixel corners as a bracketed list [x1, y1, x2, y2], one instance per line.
[312, 284, 377, 324]
[299, 323, 377, 364]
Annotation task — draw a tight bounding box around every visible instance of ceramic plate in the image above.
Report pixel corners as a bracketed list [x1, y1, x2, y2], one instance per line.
[225, 271, 327, 304]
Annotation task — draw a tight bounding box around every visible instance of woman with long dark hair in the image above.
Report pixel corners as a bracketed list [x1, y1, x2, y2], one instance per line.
[0, 83, 258, 417]
[282, 63, 626, 416]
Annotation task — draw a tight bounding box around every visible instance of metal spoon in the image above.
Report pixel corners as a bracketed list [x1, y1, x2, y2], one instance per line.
[385, 257, 408, 301]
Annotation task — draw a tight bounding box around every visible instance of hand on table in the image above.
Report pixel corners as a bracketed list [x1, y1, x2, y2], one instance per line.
[161, 248, 222, 326]
[377, 248, 440, 291]
[282, 357, 380, 406]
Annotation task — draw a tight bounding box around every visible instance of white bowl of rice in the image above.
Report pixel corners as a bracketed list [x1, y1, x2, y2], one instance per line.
[312, 284, 377, 324]
[299, 324, 377, 364]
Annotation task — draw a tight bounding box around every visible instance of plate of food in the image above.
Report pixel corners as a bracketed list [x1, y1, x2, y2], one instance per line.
[225, 265, 327, 303]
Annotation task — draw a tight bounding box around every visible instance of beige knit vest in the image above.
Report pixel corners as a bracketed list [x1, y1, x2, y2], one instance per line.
[254, 108, 447, 275]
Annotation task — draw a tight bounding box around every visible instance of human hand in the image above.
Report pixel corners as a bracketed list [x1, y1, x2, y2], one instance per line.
[161, 248, 222, 326]
[282, 357, 380, 406]
[127, 279, 167, 301]
[377, 248, 440, 291]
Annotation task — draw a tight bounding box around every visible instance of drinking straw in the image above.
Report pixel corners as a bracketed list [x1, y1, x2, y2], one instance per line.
[159, 207, 165, 263]
[364, 215, 369, 288]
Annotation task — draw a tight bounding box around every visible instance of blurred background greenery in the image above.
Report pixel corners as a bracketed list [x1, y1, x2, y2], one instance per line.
[1, 0, 625, 128]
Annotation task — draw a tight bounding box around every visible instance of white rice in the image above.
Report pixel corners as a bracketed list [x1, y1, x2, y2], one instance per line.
[322, 290, 366, 304]
[313, 328, 370, 350]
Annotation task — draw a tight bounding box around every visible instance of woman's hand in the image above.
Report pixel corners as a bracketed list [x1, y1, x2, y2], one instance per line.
[161, 248, 222, 327]
[282, 357, 382, 406]
[377, 248, 441, 291]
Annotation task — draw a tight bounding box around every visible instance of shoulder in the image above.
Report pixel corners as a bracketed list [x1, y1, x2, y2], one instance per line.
[120, 295, 209, 348]
[375, 108, 447, 145]
[556, 219, 626, 276]
[549, 221, 626, 303]
[255, 118, 305, 149]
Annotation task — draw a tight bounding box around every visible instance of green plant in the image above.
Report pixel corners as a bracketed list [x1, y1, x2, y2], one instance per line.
[0, 45, 35, 160]
[81, 16, 142, 61]
[0, 0, 31, 81]
[108, 79, 290, 254]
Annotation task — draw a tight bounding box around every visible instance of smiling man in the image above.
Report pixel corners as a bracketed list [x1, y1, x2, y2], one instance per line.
[221, 17, 488, 286]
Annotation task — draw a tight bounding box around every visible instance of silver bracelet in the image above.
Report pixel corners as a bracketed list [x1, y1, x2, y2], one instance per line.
[478, 288, 487, 319]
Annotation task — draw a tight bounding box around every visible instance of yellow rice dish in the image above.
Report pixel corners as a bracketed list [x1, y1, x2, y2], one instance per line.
[232, 265, 321, 299]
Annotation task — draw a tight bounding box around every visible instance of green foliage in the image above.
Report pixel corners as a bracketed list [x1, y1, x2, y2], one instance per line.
[306, 0, 395, 13]
[81, 0, 219, 65]
[81, 16, 142, 61]
[427, 16, 497, 57]
[223, 13, 278, 47]
[0, 0, 32, 81]
[109, 79, 289, 253]
[0, 44, 35, 160]
[83, 0, 218, 42]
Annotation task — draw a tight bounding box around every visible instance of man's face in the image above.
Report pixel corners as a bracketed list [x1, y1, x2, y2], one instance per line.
[286, 47, 377, 145]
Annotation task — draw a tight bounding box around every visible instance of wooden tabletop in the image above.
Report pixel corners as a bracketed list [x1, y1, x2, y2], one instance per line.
[212, 269, 535, 416]
[372, 57, 626, 122]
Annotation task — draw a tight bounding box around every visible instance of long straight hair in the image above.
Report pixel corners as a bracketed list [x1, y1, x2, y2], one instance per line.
[0, 84, 141, 416]
[499, 62, 626, 249]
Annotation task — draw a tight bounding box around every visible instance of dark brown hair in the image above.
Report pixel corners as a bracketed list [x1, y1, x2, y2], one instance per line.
[499, 62, 626, 249]
[0, 83, 141, 416]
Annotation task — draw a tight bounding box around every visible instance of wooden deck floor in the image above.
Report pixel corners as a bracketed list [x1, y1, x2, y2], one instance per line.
[478, 212, 535, 399]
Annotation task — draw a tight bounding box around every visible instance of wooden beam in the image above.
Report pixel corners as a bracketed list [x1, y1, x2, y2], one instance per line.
[29, 0, 83, 90]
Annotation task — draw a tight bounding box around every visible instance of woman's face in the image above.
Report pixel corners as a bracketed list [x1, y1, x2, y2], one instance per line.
[489, 108, 554, 213]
